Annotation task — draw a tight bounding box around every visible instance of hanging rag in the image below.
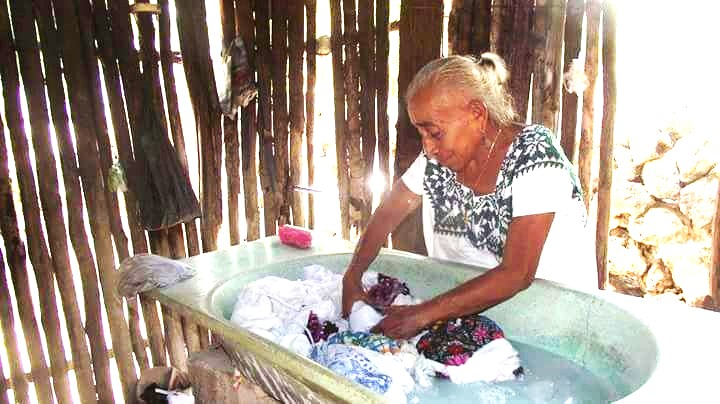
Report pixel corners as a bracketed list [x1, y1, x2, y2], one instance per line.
[129, 86, 201, 230]
[219, 37, 258, 116]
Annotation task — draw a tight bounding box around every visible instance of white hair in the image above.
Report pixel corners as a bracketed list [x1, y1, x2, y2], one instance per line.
[406, 53, 516, 126]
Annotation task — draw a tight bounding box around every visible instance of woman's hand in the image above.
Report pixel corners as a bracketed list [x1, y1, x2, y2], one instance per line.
[370, 304, 431, 339]
[341, 270, 366, 318]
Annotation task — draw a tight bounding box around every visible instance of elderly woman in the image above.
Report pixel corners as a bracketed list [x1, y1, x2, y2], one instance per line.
[341, 53, 596, 339]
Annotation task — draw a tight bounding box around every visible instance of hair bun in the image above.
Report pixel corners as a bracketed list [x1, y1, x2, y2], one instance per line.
[477, 52, 509, 85]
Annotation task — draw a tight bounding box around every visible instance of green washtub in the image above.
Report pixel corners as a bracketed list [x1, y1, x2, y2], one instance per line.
[148, 235, 720, 403]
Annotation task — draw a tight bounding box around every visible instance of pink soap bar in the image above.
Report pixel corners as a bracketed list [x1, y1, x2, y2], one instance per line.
[278, 225, 313, 249]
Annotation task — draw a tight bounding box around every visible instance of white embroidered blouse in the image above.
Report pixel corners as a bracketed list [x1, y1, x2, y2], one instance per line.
[401, 124, 597, 290]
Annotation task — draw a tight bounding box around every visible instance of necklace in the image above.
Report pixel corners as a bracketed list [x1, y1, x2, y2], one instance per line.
[474, 127, 503, 180]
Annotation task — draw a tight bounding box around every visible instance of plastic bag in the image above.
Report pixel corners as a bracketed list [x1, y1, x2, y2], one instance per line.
[117, 253, 197, 298]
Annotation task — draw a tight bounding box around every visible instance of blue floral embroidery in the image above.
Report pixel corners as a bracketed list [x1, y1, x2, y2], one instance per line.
[423, 125, 584, 259]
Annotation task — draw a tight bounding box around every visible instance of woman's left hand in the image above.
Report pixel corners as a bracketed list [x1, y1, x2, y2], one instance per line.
[370, 304, 431, 339]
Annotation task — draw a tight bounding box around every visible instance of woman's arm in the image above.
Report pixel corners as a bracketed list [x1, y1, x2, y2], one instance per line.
[341, 181, 422, 317]
[372, 212, 554, 338]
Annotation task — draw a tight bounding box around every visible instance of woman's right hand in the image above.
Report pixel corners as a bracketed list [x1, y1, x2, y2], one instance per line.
[341, 269, 366, 318]
[340, 181, 421, 318]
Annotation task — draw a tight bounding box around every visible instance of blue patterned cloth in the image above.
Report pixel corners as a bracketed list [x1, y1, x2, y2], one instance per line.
[326, 331, 401, 354]
[310, 343, 391, 394]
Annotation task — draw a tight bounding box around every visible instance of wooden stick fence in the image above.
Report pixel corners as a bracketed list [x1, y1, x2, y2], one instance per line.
[560, 0, 584, 163]
[596, 0, 617, 290]
[11, 1, 96, 401]
[578, 0, 602, 210]
[0, 0, 688, 401]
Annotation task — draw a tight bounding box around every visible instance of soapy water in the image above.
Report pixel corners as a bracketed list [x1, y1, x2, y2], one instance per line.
[410, 341, 621, 404]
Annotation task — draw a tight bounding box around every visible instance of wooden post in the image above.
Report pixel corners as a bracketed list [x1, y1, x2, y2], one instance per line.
[0, 354, 8, 404]
[375, 0, 390, 200]
[306, 0, 317, 229]
[106, 0, 170, 369]
[148, 232, 188, 370]
[12, 1, 101, 401]
[359, 0, 376, 229]
[175, 0, 224, 252]
[392, 0, 443, 254]
[0, 5, 73, 402]
[92, 0, 149, 257]
[329, 0, 350, 239]
[224, 115, 242, 244]
[289, 0, 306, 227]
[220, 0, 242, 245]
[90, 0, 154, 373]
[0, 34, 58, 404]
[493, 0, 535, 119]
[560, 0, 584, 163]
[470, 0, 492, 54]
[255, 0, 277, 237]
[272, 0, 291, 226]
[4, 119, 72, 404]
[158, 0, 202, 256]
[532, 0, 566, 133]
[52, 0, 138, 399]
[449, 0, 471, 55]
[165, 226, 202, 354]
[449, 0, 491, 55]
[0, 251, 20, 404]
[343, 0, 365, 235]
[0, 123, 30, 404]
[235, 0, 261, 241]
[578, 0, 601, 209]
[164, 306, 189, 370]
[596, 0, 616, 290]
[32, 0, 115, 393]
[136, 0, 191, 264]
[73, 0, 134, 273]
[712, 181, 720, 305]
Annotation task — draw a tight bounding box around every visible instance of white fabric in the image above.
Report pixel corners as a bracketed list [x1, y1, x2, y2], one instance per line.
[167, 390, 195, 404]
[229, 266, 344, 355]
[442, 338, 521, 384]
[349, 301, 385, 333]
[401, 150, 597, 291]
[359, 347, 415, 404]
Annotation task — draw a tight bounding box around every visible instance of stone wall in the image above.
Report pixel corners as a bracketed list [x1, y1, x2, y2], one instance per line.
[607, 122, 719, 306]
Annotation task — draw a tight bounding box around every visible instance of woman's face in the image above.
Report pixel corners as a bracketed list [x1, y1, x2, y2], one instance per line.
[407, 84, 487, 172]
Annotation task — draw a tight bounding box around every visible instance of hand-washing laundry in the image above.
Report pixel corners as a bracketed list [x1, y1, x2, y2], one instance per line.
[229, 265, 523, 402]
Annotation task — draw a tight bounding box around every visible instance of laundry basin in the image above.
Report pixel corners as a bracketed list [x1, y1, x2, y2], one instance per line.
[147, 235, 719, 403]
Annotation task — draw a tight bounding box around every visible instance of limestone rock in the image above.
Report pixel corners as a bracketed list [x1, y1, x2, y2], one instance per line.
[642, 260, 674, 294]
[628, 129, 674, 168]
[679, 175, 719, 233]
[672, 134, 719, 184]
[656, 242, 712, 307]
[613, 145, 641, 182]
[627, 206, 688, 246]
[611, 180, 654, 220]
[641, 155, 681, 201]
[607, 235, 648, 296]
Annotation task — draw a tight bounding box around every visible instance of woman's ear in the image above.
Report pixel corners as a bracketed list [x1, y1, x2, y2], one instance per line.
[467, 99, 489, 127]
[468, 99, 487, 119]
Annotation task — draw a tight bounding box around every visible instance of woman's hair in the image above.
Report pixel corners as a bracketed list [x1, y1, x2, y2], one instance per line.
[406, 53, 516, 126]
